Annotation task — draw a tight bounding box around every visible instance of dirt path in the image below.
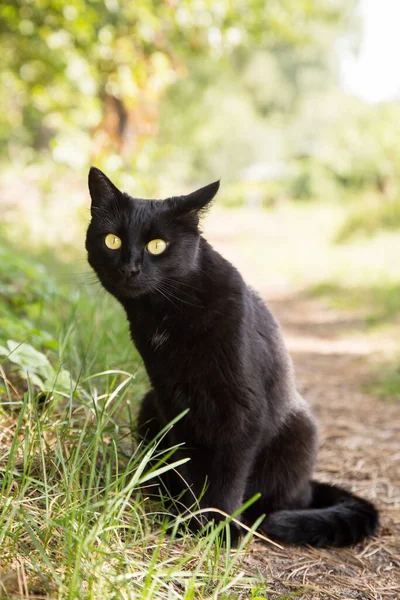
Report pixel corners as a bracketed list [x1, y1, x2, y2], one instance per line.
[204, 208, 400, 598]
[244, 291, 400, 600]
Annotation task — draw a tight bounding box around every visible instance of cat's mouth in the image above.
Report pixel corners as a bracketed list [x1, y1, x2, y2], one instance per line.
[115, 279, 153, 298]
[95, 270, 152, 299]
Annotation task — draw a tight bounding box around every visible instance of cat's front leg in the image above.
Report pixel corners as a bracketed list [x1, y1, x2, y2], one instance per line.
[182, 444, 254, 545]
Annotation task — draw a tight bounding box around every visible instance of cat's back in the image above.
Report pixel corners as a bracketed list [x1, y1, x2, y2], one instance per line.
[202, 240, 291, 370]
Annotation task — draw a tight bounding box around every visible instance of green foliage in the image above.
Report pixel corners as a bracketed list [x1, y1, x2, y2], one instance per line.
[0, 228, 146, 405]
[327, 102, 400, 195]
[0, 0, 358, 184]
[0, 340, 74, 395]
[0, 234, 63, 350]
[156, 4, 358, 186]
[0, 389, 266, 598]
[310, 281, 400, 327]
[4, 0, 400, 225]
[335, 199, 400, 241]
[272, 95, 400, 208]
[310, 280, 400, 400]
[366, 368, 400, 400]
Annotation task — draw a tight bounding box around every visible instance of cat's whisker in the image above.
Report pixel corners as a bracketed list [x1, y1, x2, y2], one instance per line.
[71, 271, 98, 278]
[159, 280, 199, 300]
[161, 285, 204, 304]
[160, 287, 195, 310]
[164, 277, 203, 293]
[157, 288, 181, 312]
[153, 284, 182, 312]
[60, 274, 99, 285]
[156, 288, 190, 307]
[157, 282, 203, 308]
[83, 280, 102, 287]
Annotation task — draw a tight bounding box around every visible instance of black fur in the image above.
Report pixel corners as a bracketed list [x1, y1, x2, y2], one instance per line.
[86, 167, 379, 547]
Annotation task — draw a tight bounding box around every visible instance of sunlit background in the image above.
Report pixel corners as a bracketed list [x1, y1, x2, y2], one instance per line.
[2, 0, 400, 239]
[1, 0, 400, 393]
[1, 3, 400, 596]
[341, 0, 400, 103]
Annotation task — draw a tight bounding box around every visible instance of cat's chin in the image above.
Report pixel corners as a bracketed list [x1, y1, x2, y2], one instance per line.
[114, 281, 154, 299]
[95, 275, 151, 300]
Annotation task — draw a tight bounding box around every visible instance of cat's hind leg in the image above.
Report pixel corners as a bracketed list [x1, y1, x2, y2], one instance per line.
[243, 407, 318, 523]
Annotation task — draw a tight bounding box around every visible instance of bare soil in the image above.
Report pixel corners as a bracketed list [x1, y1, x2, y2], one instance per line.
[243, 291, 400, 600]
[203, 207, 400, 599]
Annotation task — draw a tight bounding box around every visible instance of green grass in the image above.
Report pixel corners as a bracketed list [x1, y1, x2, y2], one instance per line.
[0, 386, 266, 599]
[0, 231, 277, 599]
[309, 280, 400, 401]
[3, 191, 400, 596]
[364, 367, 400, 400]
[310, 281, 400, 328]
[335, 196, 400, 243]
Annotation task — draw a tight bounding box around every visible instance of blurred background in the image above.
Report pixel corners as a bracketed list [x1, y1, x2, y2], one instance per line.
[1, 0, 400, 399]
[1, 5, 399, 595]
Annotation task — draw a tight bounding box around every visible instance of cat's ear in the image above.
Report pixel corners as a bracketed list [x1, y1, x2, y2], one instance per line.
[88, 167, 120, 212]
[183, 181, 220, 212]
[168, 181, 220, 216]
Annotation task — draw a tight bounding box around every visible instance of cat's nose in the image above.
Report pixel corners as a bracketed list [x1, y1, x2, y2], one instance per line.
[119, 264, 141, 279]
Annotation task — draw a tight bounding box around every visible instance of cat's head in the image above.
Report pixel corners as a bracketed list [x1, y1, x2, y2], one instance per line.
[86, 167, 219, 299]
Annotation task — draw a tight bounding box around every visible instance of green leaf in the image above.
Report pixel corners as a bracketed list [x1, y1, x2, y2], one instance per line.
[6, 340, 51, 371]
[43, 369, 74, 393]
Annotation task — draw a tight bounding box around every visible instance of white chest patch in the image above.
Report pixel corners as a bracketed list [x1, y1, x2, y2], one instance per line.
[151, 329, 170, 349]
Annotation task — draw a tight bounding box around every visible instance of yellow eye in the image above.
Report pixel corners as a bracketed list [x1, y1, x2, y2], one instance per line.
[105, 234, 122, 250]
[146, 239, 167, 255]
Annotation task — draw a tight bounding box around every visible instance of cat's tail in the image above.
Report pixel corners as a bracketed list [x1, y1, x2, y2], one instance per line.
[261, 481, 379, 547]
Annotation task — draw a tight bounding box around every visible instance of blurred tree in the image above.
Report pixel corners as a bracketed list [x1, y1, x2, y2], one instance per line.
[0, 0, 358, 176]
[156, 0, 359, 184]
[328, 101, 400, 199]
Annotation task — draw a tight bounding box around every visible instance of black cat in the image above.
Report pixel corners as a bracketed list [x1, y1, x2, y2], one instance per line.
[86, 167, 379, 547]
